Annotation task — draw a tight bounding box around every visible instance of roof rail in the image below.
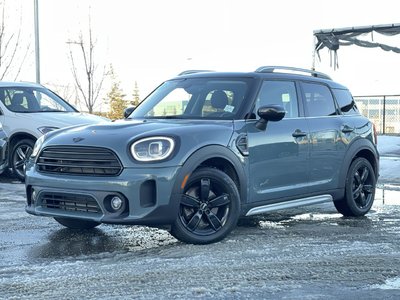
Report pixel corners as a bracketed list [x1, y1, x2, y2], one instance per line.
[255, 66, 332, 80]
[178, 70, 214, 76]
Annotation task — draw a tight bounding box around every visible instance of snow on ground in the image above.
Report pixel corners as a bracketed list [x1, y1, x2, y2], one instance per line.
[371, 277, 400, 290]
[377, 135, 400, 185]
[378, 135, 400, 156]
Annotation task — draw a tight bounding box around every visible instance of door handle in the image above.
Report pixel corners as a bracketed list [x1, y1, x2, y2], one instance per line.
[341, 125, 354, 133]
[292, 129, 307, 138]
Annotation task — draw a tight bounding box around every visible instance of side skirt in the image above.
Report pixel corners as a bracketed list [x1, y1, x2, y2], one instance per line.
[245, 194, 333, 216]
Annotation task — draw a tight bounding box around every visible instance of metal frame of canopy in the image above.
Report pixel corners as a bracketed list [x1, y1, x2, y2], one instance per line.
[312, 23, 400, 69]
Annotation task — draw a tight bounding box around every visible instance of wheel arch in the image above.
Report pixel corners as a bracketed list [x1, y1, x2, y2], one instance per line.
[338, 138, 379, 189]
[172, 145, 248, 204]
[354, 149, 378, 176]
[8, 132, 37, 162]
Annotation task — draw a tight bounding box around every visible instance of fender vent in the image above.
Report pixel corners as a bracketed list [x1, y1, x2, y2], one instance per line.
[236, 134, 248, 156]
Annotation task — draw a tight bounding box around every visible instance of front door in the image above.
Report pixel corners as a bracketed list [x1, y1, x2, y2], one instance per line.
[246, 80, 310, 203]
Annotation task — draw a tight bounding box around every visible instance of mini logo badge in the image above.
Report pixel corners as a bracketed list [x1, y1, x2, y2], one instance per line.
[73, 137, 85, 143]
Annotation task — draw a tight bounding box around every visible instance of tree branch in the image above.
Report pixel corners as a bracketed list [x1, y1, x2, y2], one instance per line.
[67, 13, 107, 113]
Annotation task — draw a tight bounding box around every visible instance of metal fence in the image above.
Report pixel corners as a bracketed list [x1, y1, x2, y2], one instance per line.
[354, 95, 400, 135]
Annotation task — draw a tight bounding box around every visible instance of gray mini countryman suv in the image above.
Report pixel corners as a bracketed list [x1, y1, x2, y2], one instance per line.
[25, 66, 379, 244]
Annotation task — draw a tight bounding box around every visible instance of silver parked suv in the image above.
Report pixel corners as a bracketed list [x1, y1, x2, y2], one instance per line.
[0, 81, 108, 180]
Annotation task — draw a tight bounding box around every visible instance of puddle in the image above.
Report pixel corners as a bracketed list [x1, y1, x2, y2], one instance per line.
[28, 226, 177, 260]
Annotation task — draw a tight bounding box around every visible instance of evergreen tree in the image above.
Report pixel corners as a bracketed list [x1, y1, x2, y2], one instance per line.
[132, 81, 140, 106]
[107, 68, 126, 120]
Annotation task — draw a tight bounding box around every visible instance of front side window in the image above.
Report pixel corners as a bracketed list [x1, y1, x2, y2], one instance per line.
[332, 88, 359, 115]
[302, 82, 337, 117]
[0, 87, 76, 113]
[254, 81, 299, 118]
[130, 78, 253, 120]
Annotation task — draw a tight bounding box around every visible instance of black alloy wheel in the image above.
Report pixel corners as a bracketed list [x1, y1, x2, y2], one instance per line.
[171, 167, 240, 244]
[352, 164, 374, 209]
[334, 157, 376, 217]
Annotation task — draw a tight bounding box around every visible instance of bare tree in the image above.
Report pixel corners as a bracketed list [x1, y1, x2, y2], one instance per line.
[0, 0, 30, 80]
[67, 14, 107, 113]
[45, 82, 78, 106]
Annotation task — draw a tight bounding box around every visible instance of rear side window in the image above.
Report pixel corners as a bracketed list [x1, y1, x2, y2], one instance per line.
[302, 82, 337, 117]
[332, 88, 359, 115]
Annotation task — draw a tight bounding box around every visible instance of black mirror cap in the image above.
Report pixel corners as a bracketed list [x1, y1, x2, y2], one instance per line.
[124, 106, 136, 118]
[257, 105, 285, 122]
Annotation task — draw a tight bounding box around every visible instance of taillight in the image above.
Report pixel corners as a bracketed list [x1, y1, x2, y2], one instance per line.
[373, 123, 378, 145]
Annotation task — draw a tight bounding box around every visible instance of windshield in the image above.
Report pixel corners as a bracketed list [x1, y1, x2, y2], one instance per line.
[0, 86, 77, 113]
[130, 77, 253, 120]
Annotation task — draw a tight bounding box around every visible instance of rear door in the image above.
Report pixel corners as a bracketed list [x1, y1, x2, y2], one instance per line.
[246, 80, 310, 203]
[300, 81, 348, 193]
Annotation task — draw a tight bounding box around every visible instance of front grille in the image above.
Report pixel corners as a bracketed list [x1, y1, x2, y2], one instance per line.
[41, 192, 101, 214]
[37, 146, 122, 176]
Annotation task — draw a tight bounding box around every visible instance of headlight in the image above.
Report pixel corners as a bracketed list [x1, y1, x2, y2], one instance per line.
[131, 137, 175, 162]
[31, 135, 45, 158]
[38, 126, 59, 135]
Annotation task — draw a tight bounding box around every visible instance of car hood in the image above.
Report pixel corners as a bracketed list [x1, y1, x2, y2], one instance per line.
[42, 118, 235, 167]
[15, 112, 108, 127]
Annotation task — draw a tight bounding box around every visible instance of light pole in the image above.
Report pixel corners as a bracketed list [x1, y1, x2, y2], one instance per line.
[34, 0, 40, 83]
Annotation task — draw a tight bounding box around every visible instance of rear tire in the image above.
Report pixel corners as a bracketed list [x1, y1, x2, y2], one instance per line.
[334, 157, 376, 217]
[171, 167, 240, 244]
[54, 217, 100, 229]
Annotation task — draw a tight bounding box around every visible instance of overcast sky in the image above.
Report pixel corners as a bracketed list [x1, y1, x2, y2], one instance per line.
[3, 0, 400, 110]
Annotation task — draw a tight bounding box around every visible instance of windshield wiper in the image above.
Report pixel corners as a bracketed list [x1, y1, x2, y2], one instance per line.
[41, 109, 65, 112]
[149, 115, 187, 119]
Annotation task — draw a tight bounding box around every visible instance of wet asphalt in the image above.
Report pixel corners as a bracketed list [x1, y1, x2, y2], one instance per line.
[0, 137, 400, 299]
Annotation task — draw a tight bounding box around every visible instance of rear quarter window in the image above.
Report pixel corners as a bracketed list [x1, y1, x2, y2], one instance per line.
[301, 82, 337, 117]
[332, 89, 360, 115]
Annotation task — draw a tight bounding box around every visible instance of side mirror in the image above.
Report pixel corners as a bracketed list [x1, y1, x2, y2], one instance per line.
[256, 105, 285, 130]
[124, 106, 136, 118]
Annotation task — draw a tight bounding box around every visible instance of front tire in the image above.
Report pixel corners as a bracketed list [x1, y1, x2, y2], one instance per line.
[171, 167, 240, 244]
[54, 217, 100, 229]
[334, 157, 376, 216]
[11, 138, 35, 181]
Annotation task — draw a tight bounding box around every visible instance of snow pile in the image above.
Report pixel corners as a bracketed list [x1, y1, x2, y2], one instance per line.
[378, 135, 400, 157]
[377, 135, 400, 185]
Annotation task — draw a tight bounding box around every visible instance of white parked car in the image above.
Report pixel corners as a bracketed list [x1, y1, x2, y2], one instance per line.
[0, 122, 8, 175]
[0, 81, 108, 180]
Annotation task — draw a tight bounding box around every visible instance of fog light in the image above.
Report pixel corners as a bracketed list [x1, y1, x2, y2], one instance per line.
[111, 196, 123, 211]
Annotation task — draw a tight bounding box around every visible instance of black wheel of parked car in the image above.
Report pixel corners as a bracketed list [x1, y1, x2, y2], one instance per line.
[54, 217, 100, 229]
[334, 157, 376, 217]
[171, 167, 240, 244]
[11, 138, 35, 181]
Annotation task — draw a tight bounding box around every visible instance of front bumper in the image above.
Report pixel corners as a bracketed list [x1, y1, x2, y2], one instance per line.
[25, 161, 183, 226]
